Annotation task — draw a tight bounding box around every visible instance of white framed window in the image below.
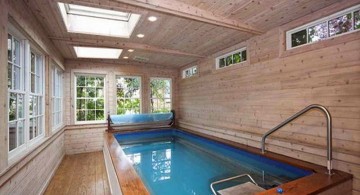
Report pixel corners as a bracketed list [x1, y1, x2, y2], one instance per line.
[286, 5, 360, 50]
[75, 74, 106, 123]
[216, 47, 247, 69]
[150, 78, 171, 113]
[8, 33, 26, 153]
[7, 25, 45, 159]
[182, 66, 198, 79]
[116, 76, 141, 114]
[52, 65, 63, 130]
[29, 50, 45, 141]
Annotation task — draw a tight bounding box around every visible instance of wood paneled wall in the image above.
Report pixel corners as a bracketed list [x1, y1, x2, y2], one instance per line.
[0, 0, 66, 194]
[63, 60, 179, 153]
[0, 0, 9, 171]
[178, 3, 360, 194]
[65, 125, 107, 155]
[0, 132, 65, 195]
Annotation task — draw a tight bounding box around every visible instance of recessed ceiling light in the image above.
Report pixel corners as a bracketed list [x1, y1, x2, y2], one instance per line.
[148, 16, 157, 22]
[137, 34, 144, 38]
[123, 56, 129, 59]
[74, 46, 122, 59]
[128, 49, 134, 52]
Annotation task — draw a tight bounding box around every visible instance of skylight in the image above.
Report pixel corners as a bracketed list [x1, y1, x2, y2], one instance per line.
[74, 46, 122, 59]
[58, 3, 140, 38]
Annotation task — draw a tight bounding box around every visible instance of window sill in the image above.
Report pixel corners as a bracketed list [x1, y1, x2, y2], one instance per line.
[8, 136, 46, 166]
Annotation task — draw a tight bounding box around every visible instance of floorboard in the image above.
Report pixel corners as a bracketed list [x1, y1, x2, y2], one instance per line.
[44, 152, 110, 195]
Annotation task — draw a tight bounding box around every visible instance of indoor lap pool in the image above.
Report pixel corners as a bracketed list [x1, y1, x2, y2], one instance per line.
[115, 129, 313, 195]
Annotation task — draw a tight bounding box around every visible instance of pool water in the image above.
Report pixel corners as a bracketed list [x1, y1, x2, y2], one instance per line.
[115, 129, 312, 195]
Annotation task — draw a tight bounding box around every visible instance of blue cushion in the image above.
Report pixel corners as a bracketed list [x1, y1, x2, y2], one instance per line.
[110, 112, 173, 125]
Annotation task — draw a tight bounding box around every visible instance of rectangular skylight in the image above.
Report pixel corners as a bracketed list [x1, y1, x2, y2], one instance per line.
[58, 3, 140, 38]
[74, 46, 122, 59]
[66, 4, 131, 21]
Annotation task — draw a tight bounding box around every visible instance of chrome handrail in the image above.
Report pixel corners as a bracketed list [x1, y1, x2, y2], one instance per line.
[210, 174, 258, 195]
[260, 104, 333, 175]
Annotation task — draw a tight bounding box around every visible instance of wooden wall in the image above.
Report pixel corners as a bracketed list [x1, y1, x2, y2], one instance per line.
[0, 0, 66, 194]
[0, 132, 65, 195]
[177, 2, 360, 194]
[63, 60, 179, 154]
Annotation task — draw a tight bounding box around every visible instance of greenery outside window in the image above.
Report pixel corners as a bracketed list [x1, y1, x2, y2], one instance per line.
[29, 51, 45, 140]
[286, 5, 360, 49]
[150, 78, 171, 113]
[8, 33, 25, 152]
[75, 75, 105, 122]
[182, 66, 198, 79]
[216, 47, 247, 69]
[116, 76, 141, 114]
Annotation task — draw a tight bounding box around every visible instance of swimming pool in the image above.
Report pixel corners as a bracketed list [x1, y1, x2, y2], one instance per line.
[115, 129, 312, 195]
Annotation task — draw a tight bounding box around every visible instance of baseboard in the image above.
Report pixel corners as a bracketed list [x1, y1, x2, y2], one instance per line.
[39, 153, 65, 195]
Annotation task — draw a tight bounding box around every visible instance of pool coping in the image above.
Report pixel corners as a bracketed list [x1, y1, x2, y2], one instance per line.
[105, 128, 353, 195]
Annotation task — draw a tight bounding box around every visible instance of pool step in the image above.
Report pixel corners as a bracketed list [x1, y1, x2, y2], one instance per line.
[218, 182, 265, 195]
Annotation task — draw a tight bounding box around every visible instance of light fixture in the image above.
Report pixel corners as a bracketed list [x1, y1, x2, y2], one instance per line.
[128, 49, 134, 52]
[137, 34, 145, 38]
[148, 16, 157, 22]
[123, 56, 129, 59]
[74, 46, 122, 59]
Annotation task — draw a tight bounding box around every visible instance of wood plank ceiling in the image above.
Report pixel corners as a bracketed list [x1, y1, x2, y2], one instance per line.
[25, 0, 342, 68]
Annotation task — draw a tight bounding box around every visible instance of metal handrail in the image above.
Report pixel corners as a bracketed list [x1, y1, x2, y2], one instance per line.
[260, 104, 333, 175]
[210, 174, 258, 195]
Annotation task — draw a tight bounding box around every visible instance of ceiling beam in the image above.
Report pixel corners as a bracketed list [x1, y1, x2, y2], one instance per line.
[49, 37, 205, 58]
[111, 0, 263, 35]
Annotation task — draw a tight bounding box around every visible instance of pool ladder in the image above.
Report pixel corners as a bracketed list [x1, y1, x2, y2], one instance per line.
[260, 104, 333, 175]
[210, 174, 258, 195]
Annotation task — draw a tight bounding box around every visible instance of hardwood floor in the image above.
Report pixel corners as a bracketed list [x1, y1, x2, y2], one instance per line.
[44, 152, 110, 195]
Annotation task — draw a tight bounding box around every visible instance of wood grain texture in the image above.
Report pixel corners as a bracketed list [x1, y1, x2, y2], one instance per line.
[25, 0, 342, 67]
[0, 132, 65, 195]
[65, 125, 107, 155]
[105, 133, 150, 195]
[177, 3, 360, 194]
[0, 0, 9, 171]
[44, 151, 110, 195]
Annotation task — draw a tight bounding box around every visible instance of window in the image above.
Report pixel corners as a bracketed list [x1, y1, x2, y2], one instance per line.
[150, 78, 171, 113]
[216, 48, 247, 69]
[74, 46, 122, 59]
[57, 3, 141, 38]
[8, 28, 45, 157]
[75, 75, 105, 122]
[116, 76, 141, 114]
[52, 65, 63, 130]
[29, 51, 45, 140]
[8, 33, 25, 152]
[182, 66, 198, 79]
[287, 5, 360, 49]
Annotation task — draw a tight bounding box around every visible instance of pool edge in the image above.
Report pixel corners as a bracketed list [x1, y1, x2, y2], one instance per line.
[106, 128, 353, 195]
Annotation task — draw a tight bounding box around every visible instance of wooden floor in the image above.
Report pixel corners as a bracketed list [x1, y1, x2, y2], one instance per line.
[44, 151, 110, 195]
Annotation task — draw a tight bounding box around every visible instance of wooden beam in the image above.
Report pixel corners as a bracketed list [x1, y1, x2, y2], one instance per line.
[49, 37, 205, 58]
[111, 0, 263, 35]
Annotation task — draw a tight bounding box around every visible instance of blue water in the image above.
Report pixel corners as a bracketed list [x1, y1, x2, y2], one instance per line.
[115, 129, 312, 195]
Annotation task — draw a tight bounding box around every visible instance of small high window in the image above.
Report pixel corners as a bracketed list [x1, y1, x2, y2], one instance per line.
[216, 48, 247, 69]
[75, 75, 105, 123]
[150, 78, 171, 113]
[57, 3, 141, 38]
[182, 66, 198, 79]
[287, 5, 360, 49]
[116, 76, 141, 115]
